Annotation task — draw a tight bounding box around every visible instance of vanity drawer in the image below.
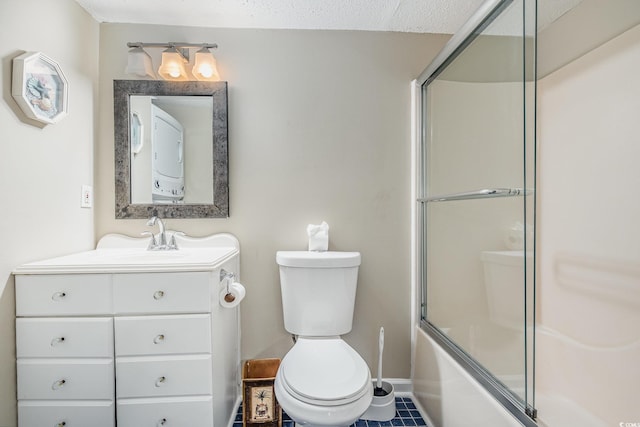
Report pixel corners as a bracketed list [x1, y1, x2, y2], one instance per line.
[115, 314, 211, 356]
[113, 272, 211, 314]
[117, 396, 213, 427]
[17, 317, 113, 358]
[16, 274, 112, 316]
[18, 400, 114, 427]
[116, 355, 212, 398]
[17, 359, 114, 400]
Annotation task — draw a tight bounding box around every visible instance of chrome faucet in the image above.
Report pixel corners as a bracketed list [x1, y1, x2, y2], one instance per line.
[145, 216, 168, 250]
[144, 216, 183, 250]
[147, 216, 167, 247]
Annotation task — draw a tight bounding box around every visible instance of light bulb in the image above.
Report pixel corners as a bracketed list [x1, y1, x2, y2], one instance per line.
[158, 47, 188, 81]
[169, 66, 181, 78]
[198, 64, 213, 78]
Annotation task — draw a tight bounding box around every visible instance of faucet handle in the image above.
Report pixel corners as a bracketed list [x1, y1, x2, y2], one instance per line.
[141, 231, 157, 250]
[141, 230, 156, 242]
[168, 231, 185, 250]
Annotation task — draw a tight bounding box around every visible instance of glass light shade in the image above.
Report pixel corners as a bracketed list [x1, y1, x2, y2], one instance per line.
[125, 47, 156, 78]
[192, 48, 220, 81]
[158, 47, 188, 81]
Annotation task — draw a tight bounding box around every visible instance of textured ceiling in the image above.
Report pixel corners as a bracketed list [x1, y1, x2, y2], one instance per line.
[73, 0, 583, 34]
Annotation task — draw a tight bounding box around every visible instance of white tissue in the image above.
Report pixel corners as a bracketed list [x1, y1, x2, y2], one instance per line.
[307, 221, 329, 251]
[504, 222, 533, 250]
[219, 281, 246, 308]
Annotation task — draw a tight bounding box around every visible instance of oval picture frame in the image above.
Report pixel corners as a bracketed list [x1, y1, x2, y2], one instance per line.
[12, 51, 69, 125]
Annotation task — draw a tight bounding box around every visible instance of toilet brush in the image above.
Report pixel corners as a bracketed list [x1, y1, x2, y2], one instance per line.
[362, 326, 395, 421]
[374, 327, 388, 396]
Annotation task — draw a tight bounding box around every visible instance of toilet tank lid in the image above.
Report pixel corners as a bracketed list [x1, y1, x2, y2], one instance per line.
[276, 251, 361, 268]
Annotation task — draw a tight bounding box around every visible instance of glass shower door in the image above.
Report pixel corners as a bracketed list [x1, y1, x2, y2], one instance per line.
[415, 0, 536, 421]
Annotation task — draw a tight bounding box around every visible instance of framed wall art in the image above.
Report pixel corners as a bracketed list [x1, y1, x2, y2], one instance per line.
[243, 379, 281, 427]
[12, 51, 68, 125]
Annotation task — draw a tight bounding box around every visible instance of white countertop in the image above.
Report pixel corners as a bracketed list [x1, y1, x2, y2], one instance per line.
[14, 233, 240, 274]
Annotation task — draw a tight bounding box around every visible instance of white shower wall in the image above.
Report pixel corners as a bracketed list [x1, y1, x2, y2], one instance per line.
[536, 21, 640, 427]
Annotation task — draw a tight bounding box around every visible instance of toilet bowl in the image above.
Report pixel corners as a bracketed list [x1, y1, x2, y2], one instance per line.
[275, 251, 372, 427]
[274, 337, 372, 427]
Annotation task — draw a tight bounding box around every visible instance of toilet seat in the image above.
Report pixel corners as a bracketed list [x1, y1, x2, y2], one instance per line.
[279, 337, 370, 406]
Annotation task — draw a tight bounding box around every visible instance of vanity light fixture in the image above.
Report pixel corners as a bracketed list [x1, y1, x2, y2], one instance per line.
[125, 46, 156, 78]
[125, 42, 220, 82]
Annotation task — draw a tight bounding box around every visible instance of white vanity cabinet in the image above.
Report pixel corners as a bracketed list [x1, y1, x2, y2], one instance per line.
[113, 272, 216, 427]
[15, 274, 115, 427]
[14, 233, 241, 427]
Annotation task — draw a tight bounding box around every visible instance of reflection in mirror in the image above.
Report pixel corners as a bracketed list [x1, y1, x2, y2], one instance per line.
[114, 80, 228, 218]
[130, 96, 213, 205]
[416, 0, 536, 423]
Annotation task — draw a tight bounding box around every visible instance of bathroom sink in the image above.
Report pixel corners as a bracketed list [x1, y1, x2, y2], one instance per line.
[89, 248, 192, 262]
[96, 231, 239, 249]
[14, 232, 240, 274]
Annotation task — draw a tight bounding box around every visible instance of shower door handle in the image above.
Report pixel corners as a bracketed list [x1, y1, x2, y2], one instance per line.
[418, 187, 530, 203]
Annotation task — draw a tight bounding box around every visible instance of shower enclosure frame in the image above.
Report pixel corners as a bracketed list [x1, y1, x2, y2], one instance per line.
[411, 0, 537, 424]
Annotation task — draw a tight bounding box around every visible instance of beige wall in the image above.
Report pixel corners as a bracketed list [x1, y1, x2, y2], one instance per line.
[95, 24, 448, 379]
[0, 0, 99, 424]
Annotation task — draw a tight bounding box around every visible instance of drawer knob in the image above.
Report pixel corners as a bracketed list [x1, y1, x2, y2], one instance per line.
[56, 422, 67, 427]
[52, 379, 66, 390]
[51, 292, 67, 301]
[155, 376, 166, 387]
[158, 418, 167, 426]
[153, 290, 165, 300]
[153, 334, 165, 344]
[50, 337, 66, 347]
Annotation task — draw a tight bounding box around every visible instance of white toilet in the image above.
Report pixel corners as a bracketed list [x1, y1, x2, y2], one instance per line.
[274, 251, 373, 427]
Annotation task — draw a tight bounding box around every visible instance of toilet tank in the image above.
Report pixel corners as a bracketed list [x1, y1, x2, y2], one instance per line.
[276, 251, 361, 336]
[480, 250, 533, 330]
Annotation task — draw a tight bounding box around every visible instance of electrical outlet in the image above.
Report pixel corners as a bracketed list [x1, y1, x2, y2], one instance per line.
[81, 185, 93, 208]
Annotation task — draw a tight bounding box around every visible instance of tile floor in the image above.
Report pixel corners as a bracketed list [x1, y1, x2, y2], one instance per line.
[234, 396, 429, 427]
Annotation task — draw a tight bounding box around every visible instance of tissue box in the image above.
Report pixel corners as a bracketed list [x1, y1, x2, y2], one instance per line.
[307, 221, 329, 251]
[242, 359, 282, 427]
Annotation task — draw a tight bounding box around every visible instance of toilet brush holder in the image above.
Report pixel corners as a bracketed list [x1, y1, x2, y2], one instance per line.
[360, 381, 395, 421]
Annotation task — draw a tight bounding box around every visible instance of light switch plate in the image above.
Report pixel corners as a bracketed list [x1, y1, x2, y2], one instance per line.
[81, 185, 93, 208]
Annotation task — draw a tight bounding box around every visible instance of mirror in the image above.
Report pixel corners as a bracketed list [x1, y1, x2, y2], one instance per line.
[114, 80, 228, 219]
